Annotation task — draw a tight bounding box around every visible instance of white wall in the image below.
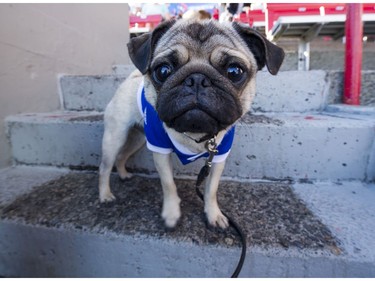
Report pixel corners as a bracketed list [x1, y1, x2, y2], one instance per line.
[0, 4, 130, 168]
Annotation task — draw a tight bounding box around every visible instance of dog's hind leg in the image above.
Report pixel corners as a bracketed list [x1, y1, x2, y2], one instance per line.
[115, 127, 145, 180]
[99, 126, 129, 203]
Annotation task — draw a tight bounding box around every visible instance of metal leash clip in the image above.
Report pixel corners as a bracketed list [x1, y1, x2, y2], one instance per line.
[204, 137, 218, 168]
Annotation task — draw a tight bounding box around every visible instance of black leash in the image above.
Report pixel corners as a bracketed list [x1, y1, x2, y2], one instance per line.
[195, 137, 247, 278]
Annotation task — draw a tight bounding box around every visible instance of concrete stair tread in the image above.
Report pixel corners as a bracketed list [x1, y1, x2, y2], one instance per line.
[6, 110, 375, 181]
[6, 110, 103, 124]
[325, 104, 375, 121]
[0, 167, 338, 249]
[1, 166, 374, 277]
[243, 111, 375, 127]
[6, 109, 375, 126]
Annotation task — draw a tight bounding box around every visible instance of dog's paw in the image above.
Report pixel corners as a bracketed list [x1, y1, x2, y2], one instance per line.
[162, 197, 181, 228]
[118, 169, 133, 181]
[206, 207, 229, 229]
[99, 191, 116, 203]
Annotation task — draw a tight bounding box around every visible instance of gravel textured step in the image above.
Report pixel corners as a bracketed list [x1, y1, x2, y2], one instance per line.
[6, 111, 375, 181]
[60, 70, 329, 113]
[1, 166, 374, 277]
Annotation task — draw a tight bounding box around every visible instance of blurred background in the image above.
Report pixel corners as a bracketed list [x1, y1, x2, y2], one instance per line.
[128, 3, 375, 71]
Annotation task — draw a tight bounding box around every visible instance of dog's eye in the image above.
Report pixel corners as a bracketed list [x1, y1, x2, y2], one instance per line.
[227, 64, 244, 83]
[153, 64, 173, 83]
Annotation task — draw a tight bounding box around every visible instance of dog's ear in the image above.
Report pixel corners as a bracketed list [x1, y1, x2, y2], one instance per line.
[232, 22, 284, 75]
[127, 19, 176, 74]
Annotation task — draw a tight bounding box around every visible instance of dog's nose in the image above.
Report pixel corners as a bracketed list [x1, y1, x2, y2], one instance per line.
[184, 73, 212, 89]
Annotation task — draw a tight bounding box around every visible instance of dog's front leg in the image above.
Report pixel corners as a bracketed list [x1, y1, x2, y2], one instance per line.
[204, 161, 229, 229]
[153, 152, 181, 228]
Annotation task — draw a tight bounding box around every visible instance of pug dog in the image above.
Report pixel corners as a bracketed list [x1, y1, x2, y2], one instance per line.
[98, 19, 284, 229]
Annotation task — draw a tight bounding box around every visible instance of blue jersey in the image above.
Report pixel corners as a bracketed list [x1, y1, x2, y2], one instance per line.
[137, 82, 235, 165]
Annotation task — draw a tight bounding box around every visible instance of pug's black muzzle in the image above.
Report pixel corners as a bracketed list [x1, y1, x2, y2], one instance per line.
[157, 73, 242, 136]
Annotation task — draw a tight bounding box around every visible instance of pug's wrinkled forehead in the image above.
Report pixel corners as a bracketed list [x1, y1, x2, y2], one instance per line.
[152, 20, 257, 73]
[127, 19, 284, 76]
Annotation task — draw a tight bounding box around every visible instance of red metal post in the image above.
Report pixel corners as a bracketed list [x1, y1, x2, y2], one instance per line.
[344, 3, 363, 105]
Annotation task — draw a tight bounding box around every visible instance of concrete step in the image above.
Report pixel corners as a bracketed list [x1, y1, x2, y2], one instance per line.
[326, 70, 375, 107]
[1, 166, 374, 277]
[6, 110, 375, 181]
[60, 70, 329, 113]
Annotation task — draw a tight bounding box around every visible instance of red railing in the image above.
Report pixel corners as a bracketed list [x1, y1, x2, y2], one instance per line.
[344, 4, 363, 105]
[130, 15, 163, 29]
[234, 9, 265, 27]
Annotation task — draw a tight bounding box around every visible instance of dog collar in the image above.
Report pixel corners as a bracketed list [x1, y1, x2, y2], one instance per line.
[183, 132, 216, 144]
